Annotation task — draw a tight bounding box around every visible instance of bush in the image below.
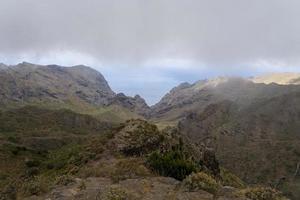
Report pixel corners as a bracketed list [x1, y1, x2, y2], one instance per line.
[238, 187, 286, 200]
[21, 176, 49, 196]
[220, 168, 245, 188]
[100, 186, 138, 200]
[55, 175, 75, 186]
[0, 184, 17, 200]
[25, 159, 41, 168]
[147, 149, 198, 180]
[105, 187, 128, 200]
[26, 167, 39, 177]
[183, 172, 220, 194]
[111, 158, 150, 183]
[116, 119, 164, 156]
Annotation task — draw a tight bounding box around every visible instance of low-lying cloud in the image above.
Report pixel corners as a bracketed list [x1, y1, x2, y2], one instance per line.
[1, 0, 300, 104]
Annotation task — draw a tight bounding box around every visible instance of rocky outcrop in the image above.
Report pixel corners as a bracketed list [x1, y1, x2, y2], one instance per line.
[108, 93, 151, 117]
[0, 62, 115, 106]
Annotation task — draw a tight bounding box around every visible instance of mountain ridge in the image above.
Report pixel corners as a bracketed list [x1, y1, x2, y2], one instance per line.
[0, 62, 150, 121]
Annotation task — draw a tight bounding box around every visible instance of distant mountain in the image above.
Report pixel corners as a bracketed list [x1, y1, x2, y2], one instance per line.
[151, 74, 300, 199]
[108, 93, 150, 117]
[251, 72, 300, 85]
[150, 76, 300, 123]
[0, 62, 115, 105]
[0, 62, 149, 120]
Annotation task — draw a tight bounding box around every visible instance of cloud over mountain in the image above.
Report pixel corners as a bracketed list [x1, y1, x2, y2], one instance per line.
[1, 0, 300, 104]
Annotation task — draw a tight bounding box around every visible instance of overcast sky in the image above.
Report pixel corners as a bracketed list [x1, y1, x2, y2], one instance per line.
[1, 0, 300, 104]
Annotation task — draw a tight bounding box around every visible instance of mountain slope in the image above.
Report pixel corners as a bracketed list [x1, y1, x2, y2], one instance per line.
[0, 62, 150, 121]
[151, 74, 300, 199]
[1, 117, 284, 200]
[178, 96, 300, 199]
[0, 62, 115, 106]
[151, 76, 300, 123]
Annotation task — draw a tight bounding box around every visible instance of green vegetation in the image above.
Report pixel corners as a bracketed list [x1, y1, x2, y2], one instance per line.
[238, 187, 287, 200]
[183, 172, 220, 194]
[0, 106, 112, 136]
[115, 119, 164, 156]
[220, 168, 245, 188]
[0, 107, 289, 200]
[147, 148, 198, 180]
[79, 158, 151, 183]
[102, 187, 130, 200]
[0, 106, 115, 199]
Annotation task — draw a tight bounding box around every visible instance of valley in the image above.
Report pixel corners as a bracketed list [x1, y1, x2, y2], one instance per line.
[0, 63, 299, 199]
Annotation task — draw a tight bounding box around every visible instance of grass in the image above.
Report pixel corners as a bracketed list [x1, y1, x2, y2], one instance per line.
[79, 158, 151, 183]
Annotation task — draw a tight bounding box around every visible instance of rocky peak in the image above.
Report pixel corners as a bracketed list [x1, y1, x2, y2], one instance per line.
[109, 93, 150, 117]
[0, 62, 115, 106]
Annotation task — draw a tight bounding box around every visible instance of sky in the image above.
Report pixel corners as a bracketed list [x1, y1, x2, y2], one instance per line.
[1, 0, 300, 105]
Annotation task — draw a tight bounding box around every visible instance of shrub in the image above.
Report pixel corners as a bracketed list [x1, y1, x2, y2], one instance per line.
[116, 120, 164, 156]
[78, 180, 86, 190]
[79, 158, 150, 183]
[183, 172, 220, 194]
[220, 168, 245, 188]
[102, 187, 128, 200]
[147, 149, 198, 180]
[0, 184, 17, 200]
[111, 158, 150, 183]
[55, 175, 75, 186]
[238, 187, 286, 200]
[22, 176, 49, 196]
[100, 186, 139, 200]
[26, 167, 39, 177]
[25, 159, 41, 168]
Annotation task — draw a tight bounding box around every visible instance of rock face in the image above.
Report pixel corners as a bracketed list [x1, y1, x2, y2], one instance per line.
[108, 93, 151, 117]
[0, 62, 115, 106]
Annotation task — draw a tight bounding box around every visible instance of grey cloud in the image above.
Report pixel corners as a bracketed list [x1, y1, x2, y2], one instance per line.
[1, 0, 300, 67]
[1, 0, 300, 104]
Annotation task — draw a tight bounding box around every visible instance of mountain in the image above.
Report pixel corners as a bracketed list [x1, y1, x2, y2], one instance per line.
[150, 76, 300, 124]
[108, 93, 150, 117]
[0, 63, 295, 199]
[0, 62, 149, 121]
[151, 74, 300, 199]
[251, 72, 300, 85]
[0, 62, 115, 106]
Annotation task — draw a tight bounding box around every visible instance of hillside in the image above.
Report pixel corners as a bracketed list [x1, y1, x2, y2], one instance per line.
[0, 112, 286, 200]
[0, 62, 149, 122]
[150, 76, 300, 124]
[151, 75, 300, 199]
[0, 64, 297, 199]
